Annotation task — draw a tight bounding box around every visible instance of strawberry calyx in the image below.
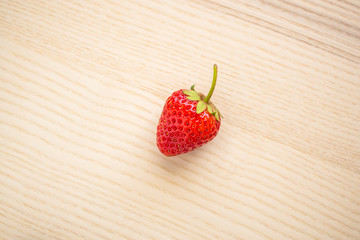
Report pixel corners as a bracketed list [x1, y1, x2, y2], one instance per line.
[182, 64, 223, 121]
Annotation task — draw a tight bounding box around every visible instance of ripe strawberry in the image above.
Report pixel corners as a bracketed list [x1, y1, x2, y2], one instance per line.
[156, 64, 223, 156]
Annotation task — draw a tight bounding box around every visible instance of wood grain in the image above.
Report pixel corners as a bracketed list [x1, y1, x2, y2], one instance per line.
[0, 0, 360, 239]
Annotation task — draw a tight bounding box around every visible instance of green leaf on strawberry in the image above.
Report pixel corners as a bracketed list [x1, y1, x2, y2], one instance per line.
[183, 90, 197, 96]
[196, 101, 206, 114]
[182, 65, 222, 121]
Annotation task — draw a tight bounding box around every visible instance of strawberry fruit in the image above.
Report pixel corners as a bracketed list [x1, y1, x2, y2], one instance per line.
[156, 64, 222, 156]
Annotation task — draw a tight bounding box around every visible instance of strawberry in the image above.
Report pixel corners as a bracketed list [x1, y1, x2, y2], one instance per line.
[156, 64, 223, 156]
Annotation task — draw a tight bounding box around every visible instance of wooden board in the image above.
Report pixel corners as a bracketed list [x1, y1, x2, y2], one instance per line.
[1, 0, 360, 239]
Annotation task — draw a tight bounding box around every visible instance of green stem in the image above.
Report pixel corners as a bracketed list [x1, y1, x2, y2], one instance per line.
[204, 64, 217, 103]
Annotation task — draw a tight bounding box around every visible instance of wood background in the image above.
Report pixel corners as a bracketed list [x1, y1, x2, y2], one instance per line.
[1, 0, 360, 239]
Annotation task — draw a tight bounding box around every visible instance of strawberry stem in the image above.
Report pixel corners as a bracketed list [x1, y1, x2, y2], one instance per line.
[204, 64, 217, 103]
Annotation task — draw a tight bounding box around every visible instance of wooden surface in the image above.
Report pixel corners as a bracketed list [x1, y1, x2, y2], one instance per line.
[1, 0, 360, 239]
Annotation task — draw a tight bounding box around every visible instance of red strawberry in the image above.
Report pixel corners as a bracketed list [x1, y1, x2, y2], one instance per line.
[156, 64, 223, 156]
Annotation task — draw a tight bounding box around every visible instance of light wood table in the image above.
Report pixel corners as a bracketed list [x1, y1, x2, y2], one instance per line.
[1, 1, 360, 239]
